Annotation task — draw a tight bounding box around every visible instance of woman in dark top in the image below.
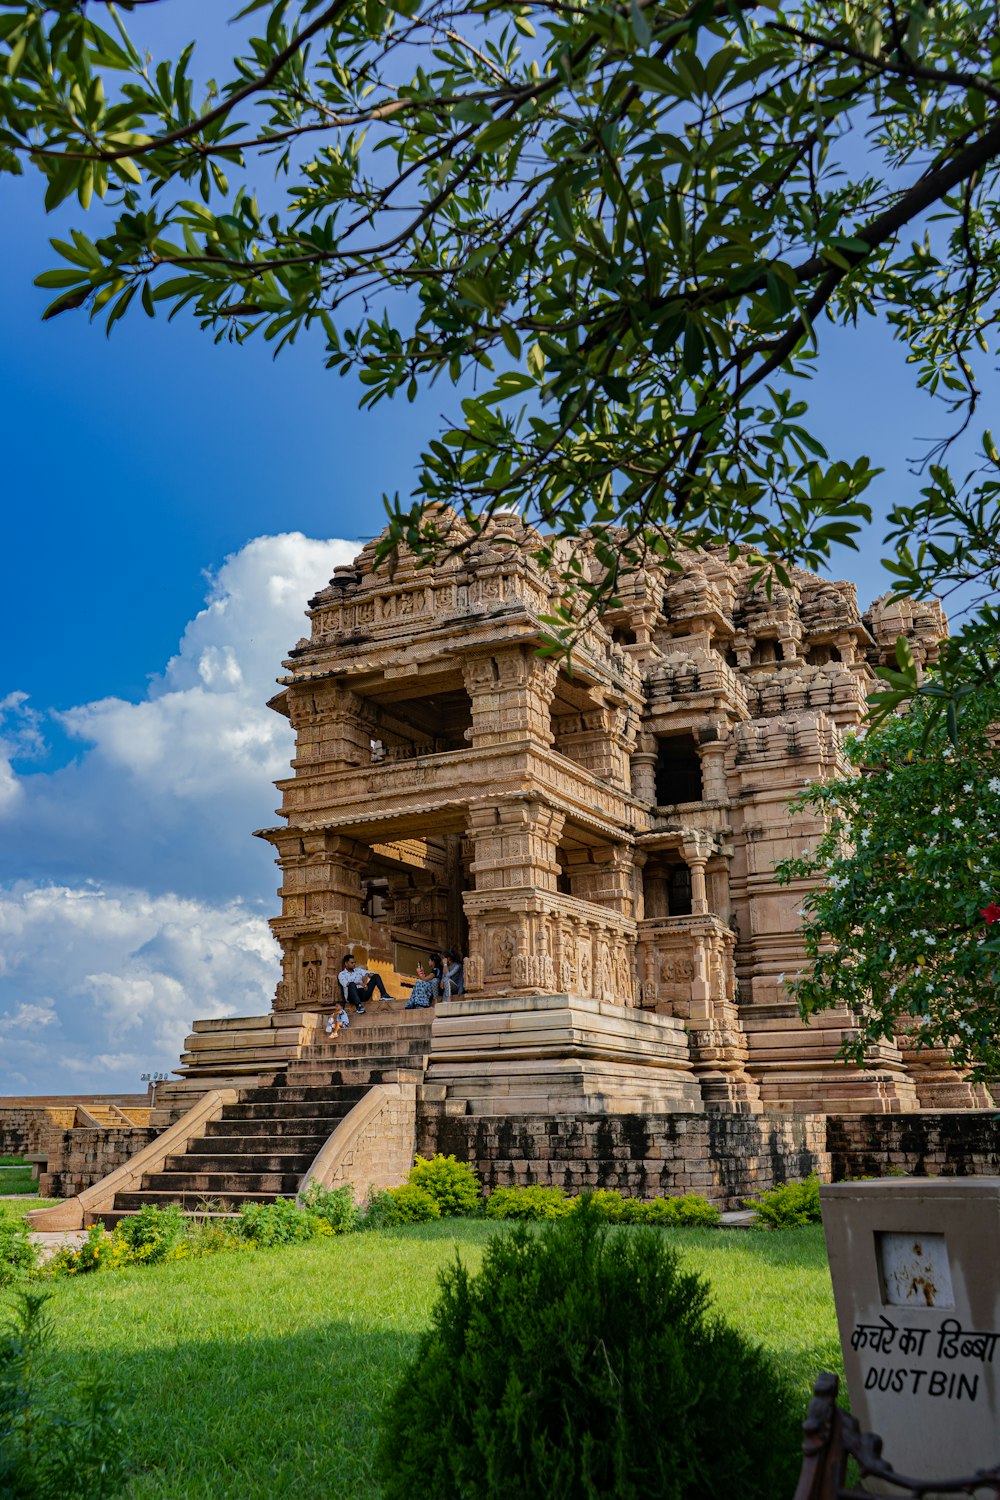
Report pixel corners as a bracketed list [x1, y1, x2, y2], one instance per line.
[441, 949, 464, 999]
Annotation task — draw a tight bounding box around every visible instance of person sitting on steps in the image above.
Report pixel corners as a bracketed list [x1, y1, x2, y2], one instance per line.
[337, 954, 396, 1015]
[441, 949, 465, 1000]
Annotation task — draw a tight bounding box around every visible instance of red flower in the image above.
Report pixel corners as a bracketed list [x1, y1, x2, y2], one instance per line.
[980, 903, 1000, 924]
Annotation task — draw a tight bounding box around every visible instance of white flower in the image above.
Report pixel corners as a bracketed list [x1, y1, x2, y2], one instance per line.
[953, 818, 964, 829]
[964, 783, 973, 793]
[906, 845, 917, 857]
[990, 778, 1000, 794]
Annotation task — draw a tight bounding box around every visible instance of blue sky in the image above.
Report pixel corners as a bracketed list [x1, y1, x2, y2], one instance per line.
[0, 5, 991, 1095]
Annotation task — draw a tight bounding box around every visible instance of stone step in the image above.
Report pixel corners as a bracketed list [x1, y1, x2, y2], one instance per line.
[113, 1189, 283, 1211]
[237, 1083, 368, 1105]
[162, 1152, 317, 1176]
[139, 1170, 303, 1195]
[202, 1115, 346, 1139]
[218, 1100, 355, 1122]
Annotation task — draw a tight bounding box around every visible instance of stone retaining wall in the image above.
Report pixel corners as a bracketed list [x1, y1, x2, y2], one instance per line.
[826, 1111, 1000, 1181]
[38, 1126, 159, 1200]
[321, 1085, 418, 1204]
[0, 1107, 76, 1158]
[418, 1108, 830, 1209]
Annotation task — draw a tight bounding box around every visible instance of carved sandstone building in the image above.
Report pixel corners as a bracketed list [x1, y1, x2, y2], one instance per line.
[242, 511, 971, 1120]
[31, 513, 989, 1230]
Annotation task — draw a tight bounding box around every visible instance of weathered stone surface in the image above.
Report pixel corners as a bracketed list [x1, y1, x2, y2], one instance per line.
[243, 516, 968, 1116]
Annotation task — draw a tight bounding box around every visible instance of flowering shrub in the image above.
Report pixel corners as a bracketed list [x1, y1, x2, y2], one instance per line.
[299, 1182, 361, 1234]
[0, 1207, 38, 1287]
[776, 680, 1000, 1077]
[406, 1154, 481, 1216]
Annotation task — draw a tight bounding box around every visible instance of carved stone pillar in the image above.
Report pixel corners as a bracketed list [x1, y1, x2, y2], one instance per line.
[286, 684, 376, 771]
[563, 843, 634, 919]
[268, 830, 370, 1011]
[467, 799, 565, 893]
[552, 700, 638, 788]
[463, 649, 556, 749]
[697, 727, 729, 802]
[629, 732, 658, 805]
[464, 798, 567, 995]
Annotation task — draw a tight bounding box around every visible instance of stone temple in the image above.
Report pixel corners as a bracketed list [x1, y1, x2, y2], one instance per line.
[24, 515, 990, 1226]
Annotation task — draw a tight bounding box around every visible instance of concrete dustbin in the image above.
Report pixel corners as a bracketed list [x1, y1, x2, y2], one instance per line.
[821, 1178, 1000, 1491]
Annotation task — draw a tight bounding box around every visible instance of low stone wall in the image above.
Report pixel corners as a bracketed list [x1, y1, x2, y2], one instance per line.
[315, 1084, 418, 1204]
[0, 1107, 76, 1158]
[827, 1111, 1000, 1181]
[37, 1126, 159, 1200]
[418, 1108, 830, 1209]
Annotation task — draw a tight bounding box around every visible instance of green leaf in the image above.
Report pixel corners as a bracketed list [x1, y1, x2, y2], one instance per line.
[630, 0, 652, 48]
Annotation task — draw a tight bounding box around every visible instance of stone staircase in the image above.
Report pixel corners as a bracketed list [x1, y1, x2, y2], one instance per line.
[97, 1007, 434, 1226]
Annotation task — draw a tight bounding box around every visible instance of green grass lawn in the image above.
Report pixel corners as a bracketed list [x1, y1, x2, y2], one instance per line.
[1, 1196, 57, 1217]
[1, 1222, 840, 1500]
[0, 1157, 37, 1195]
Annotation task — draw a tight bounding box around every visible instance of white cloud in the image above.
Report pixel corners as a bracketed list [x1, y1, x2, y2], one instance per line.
[0, 883, 279, 1095]
[0, 532, 356, 901]
[0, 532, 358, 1094]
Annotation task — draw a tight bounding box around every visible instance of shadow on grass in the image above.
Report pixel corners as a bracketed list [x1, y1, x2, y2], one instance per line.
[42, 1318, 418, 1500]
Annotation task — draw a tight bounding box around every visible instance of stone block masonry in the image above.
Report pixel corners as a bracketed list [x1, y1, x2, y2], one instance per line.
[826, 1112, 1000, 1182]
[38, 1126, 159, 1200]
[418, 1108, 830, 1209]
[313, 1083, 418, 1204]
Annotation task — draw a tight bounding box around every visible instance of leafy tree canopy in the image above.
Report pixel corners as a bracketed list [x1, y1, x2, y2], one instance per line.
[776, 680, 1000, 1077]
[1, 0, 998, 648]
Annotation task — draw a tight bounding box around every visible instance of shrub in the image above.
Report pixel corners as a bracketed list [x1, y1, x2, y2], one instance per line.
[236, 1198, 321, 1246]
[640, 1194, 721, 1229]
[366, 1185, 441, 1228]
[0, 1207, 38, 1287]
[745, 1175, 822, 1229]
[111, 1204, 186, 1264]
[577, 1189, 645, 1224]
[407, 1154, 481, 1217]
[376, 1203, 801, 1500]
[0, 1290, 128, 1498]
[300, 1181, 361, 1235]
[484, 1186, 574, 1221]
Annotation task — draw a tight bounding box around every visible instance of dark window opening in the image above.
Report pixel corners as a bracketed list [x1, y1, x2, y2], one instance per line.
[369, 686, 472, 759]
[667, 865, 692, 917]
[750, 638, 778, 666]
[655, 733, 703, 806]
[612, 626, 637, 647]
[806, 643, 841, 667]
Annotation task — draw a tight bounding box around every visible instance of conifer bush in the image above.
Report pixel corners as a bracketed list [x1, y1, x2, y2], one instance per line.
[0, 1291, 127, 1498]
[376, 1203, 801, 1499]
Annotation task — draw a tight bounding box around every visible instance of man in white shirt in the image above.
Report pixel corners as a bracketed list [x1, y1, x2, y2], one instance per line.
[337, 953, 394, 1014]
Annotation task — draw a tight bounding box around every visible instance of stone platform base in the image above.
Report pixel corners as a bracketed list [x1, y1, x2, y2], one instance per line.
[423, 993, 704, 1115]
[151, 1010, 323, 1126]
[418, 1108, 830, 1210]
